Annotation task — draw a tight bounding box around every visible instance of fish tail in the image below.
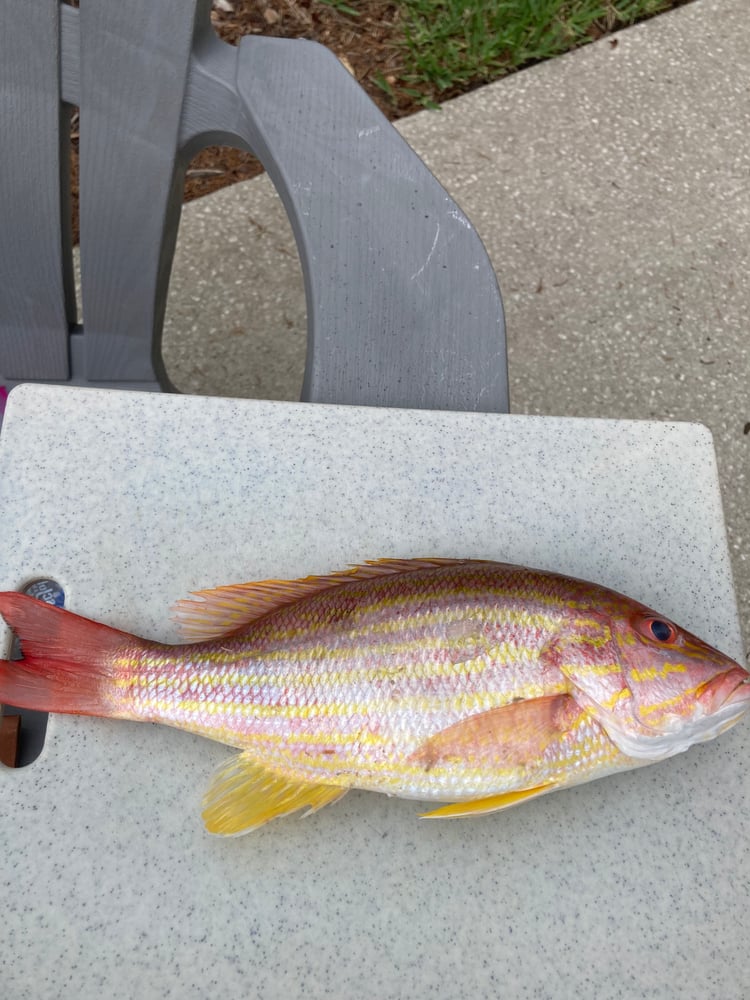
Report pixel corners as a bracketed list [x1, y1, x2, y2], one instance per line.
[0, 592, 138, 716]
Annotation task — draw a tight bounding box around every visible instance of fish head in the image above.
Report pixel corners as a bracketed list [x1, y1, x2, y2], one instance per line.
[556, 599, 750, 761]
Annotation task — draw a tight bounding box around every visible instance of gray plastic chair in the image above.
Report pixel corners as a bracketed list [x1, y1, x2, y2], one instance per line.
[0, 0, 509, 766]
[0, 0, 508, 417]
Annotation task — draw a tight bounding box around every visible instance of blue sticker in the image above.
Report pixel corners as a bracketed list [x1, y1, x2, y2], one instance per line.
[25, 579, 65, 608]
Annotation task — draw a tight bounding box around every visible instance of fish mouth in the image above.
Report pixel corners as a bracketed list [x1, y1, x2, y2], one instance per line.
[697, 667, 750, 715]
[591, 665, 750, 762]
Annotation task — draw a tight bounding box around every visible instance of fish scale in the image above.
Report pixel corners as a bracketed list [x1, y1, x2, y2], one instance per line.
[1, 558, 748, 834]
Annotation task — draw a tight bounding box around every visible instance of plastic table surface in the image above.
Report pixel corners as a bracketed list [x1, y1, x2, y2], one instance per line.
[0, 384, 747, 1000]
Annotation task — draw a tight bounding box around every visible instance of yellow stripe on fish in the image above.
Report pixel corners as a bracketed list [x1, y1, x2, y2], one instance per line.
[629, 662, 687, 683]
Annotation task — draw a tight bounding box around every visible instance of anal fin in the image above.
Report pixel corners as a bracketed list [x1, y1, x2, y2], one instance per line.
[202, 751, 348, 836]
[420, 783, 554, 819]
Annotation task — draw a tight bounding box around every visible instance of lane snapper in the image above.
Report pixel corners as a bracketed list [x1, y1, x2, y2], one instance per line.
[1, 558, 748, 836]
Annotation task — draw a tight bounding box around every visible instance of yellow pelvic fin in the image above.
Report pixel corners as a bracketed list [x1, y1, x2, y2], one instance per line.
[419, 783, 555, 819]
[172, 557, 486, 640]
[202, 751, 348, 836]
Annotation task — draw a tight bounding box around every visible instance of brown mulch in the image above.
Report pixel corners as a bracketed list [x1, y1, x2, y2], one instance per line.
[69, 0, 413, 242]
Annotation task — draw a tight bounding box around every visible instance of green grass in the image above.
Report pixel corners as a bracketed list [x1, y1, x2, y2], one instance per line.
[391, 0, 684, 105]
[319, 0, 361, 15]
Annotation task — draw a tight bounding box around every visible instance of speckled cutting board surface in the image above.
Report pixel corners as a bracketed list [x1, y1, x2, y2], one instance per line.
[0, 384, 747, 1000]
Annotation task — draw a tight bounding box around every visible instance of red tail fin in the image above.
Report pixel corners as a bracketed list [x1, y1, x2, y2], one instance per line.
[0, 593, 139, 716]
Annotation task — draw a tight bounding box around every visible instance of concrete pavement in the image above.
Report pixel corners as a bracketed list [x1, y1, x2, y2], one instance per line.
[162, 0, 750, 652]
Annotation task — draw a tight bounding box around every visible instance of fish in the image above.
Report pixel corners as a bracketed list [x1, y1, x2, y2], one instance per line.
[0, 558, 748, 836]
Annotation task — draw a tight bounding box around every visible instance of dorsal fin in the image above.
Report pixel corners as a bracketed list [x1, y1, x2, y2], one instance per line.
[172, 557, 478, 641]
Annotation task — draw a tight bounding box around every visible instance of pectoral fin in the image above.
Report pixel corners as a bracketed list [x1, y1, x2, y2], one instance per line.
[420, 783, 555, 819]
[410, 693, 580, 770]
[202, 752, 347, 836]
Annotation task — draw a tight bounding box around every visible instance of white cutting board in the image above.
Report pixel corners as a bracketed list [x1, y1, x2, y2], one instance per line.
[0, 384, 746, 1000]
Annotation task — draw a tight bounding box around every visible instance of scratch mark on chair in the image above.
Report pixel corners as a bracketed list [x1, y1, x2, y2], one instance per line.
[410, 224, 441, 281]
[448, 208, 472, 230]
[358, 125, 381, 138]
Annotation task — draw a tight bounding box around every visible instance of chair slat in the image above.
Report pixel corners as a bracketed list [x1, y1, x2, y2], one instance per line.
[0, 0, 74, 381]
[77, 0, 201, 384]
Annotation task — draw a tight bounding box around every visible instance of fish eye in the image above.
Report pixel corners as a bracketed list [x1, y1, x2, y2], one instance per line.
[635, 616, 678, 644]
[649, 620, 673, 642]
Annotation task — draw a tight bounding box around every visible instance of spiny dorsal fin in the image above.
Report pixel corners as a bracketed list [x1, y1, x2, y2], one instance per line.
[173, 557, 482, 640]
[202, 751, 348, 836]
